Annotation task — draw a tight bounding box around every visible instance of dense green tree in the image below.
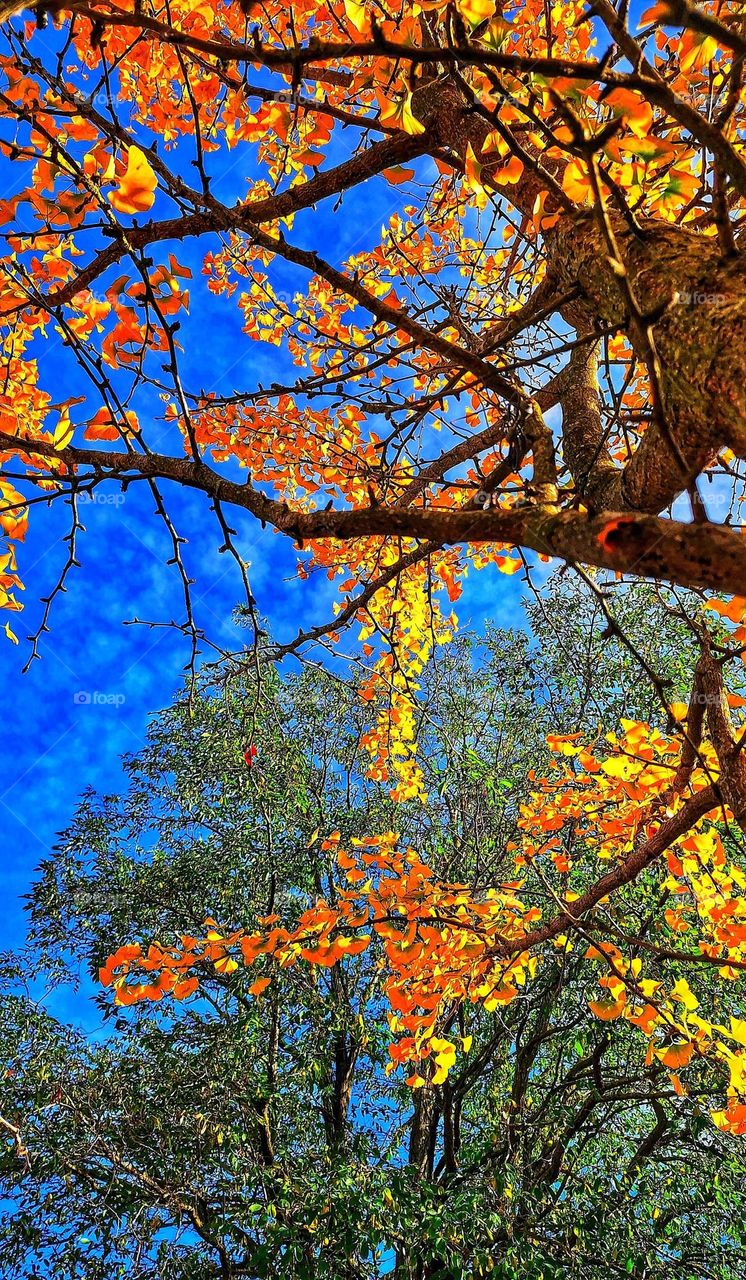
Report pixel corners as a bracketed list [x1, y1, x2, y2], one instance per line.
[2, 587, 745, 1280]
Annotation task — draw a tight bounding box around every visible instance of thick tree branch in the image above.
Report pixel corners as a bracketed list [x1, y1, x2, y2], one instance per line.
[696, 641, 746, 828]
[559, 338, 623, 510]
[4, 430, 746, 594]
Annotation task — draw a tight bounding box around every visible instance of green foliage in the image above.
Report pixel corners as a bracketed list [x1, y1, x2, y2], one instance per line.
[1, 595, 745, 1279]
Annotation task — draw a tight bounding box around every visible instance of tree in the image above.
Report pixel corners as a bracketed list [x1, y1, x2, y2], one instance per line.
[3, 610, 746, 1279]
[3, 3, 746, 1263]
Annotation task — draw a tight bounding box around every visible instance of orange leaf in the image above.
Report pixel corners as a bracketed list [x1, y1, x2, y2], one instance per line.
[656, 1040, 694, 1069]
[172, 976, 199, 1000]
[589, 995, 626, 1021]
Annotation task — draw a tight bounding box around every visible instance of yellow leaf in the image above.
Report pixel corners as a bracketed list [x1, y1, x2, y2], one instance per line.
[458, 0, 499, 23]
[110, 145, 157, 215]
[380, 94, 425, 137]
[671, 1072, 688, 1097]
[463, 142, 489, 209]
[53, 409, 75, 451]
[343, 0, 368, 31]
[458, 0, 496, 24]
[601, 754, 643, 780]
[670, 977, 698, 1012]
[431, 1036, 457, 1084]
